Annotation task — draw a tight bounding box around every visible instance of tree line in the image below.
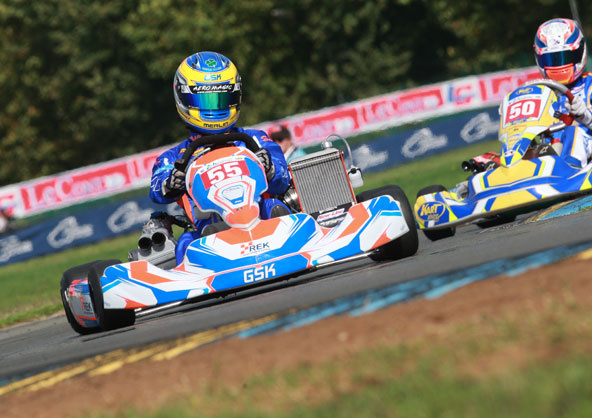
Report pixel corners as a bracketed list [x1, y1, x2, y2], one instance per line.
[0, 0, 588, 185]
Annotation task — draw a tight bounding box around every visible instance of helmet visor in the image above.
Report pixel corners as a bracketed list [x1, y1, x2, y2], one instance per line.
[536, 42, 585, 68]
[181, 84, 241, 110]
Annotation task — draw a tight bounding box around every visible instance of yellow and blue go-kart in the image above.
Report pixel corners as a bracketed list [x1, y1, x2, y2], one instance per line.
[414, 79, 592, 241]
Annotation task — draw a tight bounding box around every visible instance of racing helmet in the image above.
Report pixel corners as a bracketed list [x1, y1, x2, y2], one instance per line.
[534, 18, 587, 85]
[173, 51, 242, 134]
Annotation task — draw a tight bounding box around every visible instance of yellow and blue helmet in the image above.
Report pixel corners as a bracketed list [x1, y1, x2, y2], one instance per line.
[173, 51, 242, 134]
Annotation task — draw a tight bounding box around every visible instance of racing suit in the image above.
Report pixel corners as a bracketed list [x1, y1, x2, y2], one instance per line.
[150, 127, 291, 264]
[554, 72, 592, 168]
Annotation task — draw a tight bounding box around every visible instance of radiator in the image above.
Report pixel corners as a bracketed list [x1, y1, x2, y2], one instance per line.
[288, 148, 356, 226]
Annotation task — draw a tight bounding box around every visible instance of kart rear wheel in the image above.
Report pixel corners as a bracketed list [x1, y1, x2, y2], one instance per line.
[61, 261, 104, 335]
[88, 259, 136, 331]
[416, 185, 456, 241]
[357, 185, 419, 261]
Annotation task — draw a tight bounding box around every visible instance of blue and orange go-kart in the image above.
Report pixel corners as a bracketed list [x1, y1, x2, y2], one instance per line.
[61, 132, 419, 334]
[414, 79, 592, 241]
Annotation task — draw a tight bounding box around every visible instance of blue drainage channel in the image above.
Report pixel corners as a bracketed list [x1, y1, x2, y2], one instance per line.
[238, 240, 592, 339]
[539, 195, 592, 221]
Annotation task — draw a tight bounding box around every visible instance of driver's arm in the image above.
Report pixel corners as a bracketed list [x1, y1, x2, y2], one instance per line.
[564, 91, 592, 129]
[257, 134, 290, 195]
[150, 139, 191, 204]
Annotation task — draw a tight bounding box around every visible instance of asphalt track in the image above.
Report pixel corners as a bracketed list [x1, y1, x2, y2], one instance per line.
[1, 207, 592, 388]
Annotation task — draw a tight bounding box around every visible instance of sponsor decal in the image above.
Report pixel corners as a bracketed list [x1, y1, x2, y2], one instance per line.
[418, 202, 447, 221]
[189, 84, 235, 93]
[317, 208, 345, 222]
[203, 121, 230, 129]
[515, 87, 534, 95]
[240, 241, 271, 255]
[460, 112, 499, 143]
[0, 236, 33, 263]
[107, 202, 153, 233]
[243, 263, 276, 283]
[47, 216, 94, 248]
[83, 300, 94, 314]
[402, 128, 448, 158]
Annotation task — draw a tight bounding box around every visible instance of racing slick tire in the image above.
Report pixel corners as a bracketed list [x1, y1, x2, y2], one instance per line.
[416, 185, 456, 241]
[61, 261, 104, 335]
[357, 185, 419, 261]
[88, 259, 136, 331]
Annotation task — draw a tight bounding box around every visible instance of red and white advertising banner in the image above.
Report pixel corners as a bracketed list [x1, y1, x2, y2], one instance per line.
[0, 67, 541, 218]
[252, 66, 541, 145]
[0, 147, 169, 218]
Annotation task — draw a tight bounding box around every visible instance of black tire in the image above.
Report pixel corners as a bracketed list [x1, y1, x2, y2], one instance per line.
[61, 261, 103, 335]
[357, 185, 419, 261]
[87, 259, 136, 331]
[416, 185, 456, 241]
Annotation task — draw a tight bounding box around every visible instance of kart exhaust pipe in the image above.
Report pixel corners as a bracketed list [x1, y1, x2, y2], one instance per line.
[461, 159, 486, 174]
[151, 231, 167, 251]
[137, 229, 168, 253]
[129, 213, 178, 269]
[138, 235, 152, 253]
[461, 160, 473, 172]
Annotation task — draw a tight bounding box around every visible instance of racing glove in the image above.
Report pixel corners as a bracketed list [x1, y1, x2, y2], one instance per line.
[162, 168, 186, 199]
[565, 95, 592, 128]
[255, 148, 276, 181]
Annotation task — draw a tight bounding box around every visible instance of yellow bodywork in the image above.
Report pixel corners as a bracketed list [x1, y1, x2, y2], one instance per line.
[486, 160, 538, 186]
[488, 190, 537, 211]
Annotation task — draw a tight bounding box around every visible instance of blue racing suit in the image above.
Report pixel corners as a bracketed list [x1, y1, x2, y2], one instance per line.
[150, 127, 291, 264]
[553, 72, 592, 168]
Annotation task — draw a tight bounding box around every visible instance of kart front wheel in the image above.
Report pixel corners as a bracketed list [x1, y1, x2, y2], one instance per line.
[61, 261, 104, 335]
[88, 259, 136, 331]
[416, 185, 456, 241]
[357, 185, 419, 261]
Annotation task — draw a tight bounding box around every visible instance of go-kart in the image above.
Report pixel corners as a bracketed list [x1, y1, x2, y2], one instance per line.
[61, 132, 418, 334]
[414, 79, 592, 241]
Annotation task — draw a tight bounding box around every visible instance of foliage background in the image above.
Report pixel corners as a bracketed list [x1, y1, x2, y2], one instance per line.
[0, 0, 589, 185]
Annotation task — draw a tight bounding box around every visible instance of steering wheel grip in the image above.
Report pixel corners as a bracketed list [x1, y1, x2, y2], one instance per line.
[174, 132, 261, 172]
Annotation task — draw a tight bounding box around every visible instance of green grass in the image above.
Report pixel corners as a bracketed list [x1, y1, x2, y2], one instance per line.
[102, 330, 592, 418]
[94, 293, 592, 417]
[357, 139, 499, 199]
[0, 139, 500, 327]
[0, 232, 138, 328]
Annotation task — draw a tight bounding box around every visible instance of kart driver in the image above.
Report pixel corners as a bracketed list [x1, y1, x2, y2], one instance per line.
[150, 51, 291, 264]
[534, 18, 592, 167]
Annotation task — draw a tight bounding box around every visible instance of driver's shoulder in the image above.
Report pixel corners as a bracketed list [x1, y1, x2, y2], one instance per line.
[233, 126, 269, 141]
[578, 73, 592, 91]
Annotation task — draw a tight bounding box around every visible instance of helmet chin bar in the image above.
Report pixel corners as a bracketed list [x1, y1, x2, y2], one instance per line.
[545, 65, 576, 85]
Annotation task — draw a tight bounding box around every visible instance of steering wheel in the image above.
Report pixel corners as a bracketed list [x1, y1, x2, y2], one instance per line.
[522, 79, 575, 135]
[174, 132, 261, 173]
